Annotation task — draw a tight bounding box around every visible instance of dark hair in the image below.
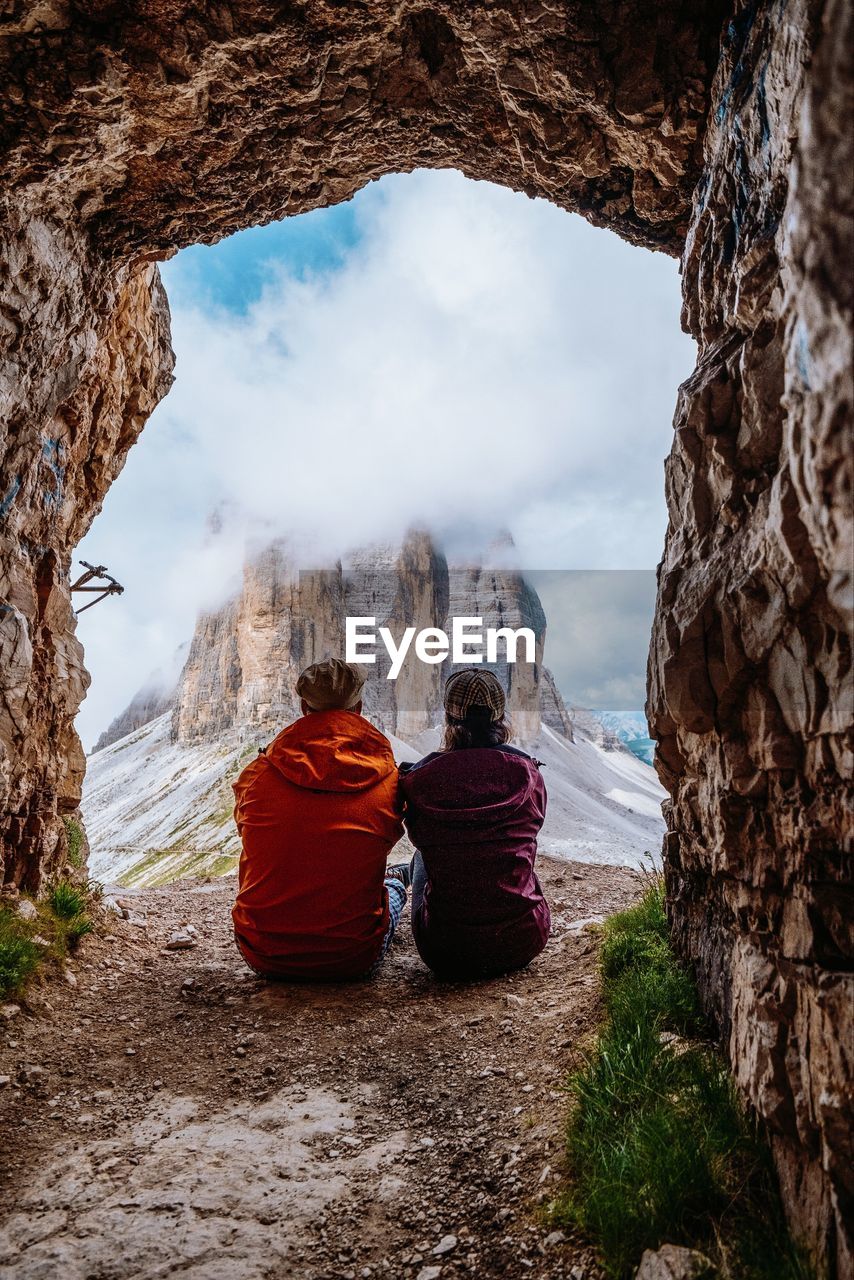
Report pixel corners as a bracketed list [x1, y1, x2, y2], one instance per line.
[442, 705, 512, 751]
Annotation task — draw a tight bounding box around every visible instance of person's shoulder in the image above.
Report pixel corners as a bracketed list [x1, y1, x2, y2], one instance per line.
[493, 744, 532, 760]
[357, 714, 397, 753]
[234, 748, 270, 790]
[482, 744, 545, 772]
[399, 752, 442, 777]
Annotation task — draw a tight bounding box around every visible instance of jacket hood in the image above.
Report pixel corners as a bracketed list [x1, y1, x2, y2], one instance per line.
[401, 747, 540, 824]
[263, 710, 397, 793]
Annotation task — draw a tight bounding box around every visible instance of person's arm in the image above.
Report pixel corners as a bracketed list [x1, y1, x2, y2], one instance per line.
[534, 768, 548, 825]
[397, 760, 418, 819]
[232, 753, 267, 836]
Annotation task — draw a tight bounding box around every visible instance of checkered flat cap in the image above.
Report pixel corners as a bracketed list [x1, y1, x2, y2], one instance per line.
[443, 669, 506, 723]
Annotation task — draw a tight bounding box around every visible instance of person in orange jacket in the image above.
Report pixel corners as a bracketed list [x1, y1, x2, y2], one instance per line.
[232, 658, 407, 981]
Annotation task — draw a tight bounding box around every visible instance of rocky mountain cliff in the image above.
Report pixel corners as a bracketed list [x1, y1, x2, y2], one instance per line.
[101, 530, 575, 753]
[93, 645, 188, 753]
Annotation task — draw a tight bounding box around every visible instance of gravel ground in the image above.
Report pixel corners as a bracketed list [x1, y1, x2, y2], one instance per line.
[0, 857, 642, 1280]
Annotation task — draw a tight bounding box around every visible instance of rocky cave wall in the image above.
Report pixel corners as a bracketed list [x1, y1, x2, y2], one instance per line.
[0, 0, 850, 1271]
[647, 0, 853, 1268]
[0, 255, 173, 886]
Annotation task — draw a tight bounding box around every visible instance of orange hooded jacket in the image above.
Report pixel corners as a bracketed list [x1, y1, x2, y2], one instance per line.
[231, 709, 403, 980]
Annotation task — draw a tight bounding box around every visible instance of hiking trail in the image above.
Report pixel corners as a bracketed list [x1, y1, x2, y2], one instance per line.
[0, 858, 641, 1280]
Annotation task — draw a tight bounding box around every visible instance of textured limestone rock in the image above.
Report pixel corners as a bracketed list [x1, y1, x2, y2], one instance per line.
[647, 0, 853, 1268]
[92, 683, 174, 755]
[171, 531, 567, 747]
[0, 264, 173, 890]
[444, 563, 547, 743]
[568, 705, 623, 750]
[0, 1, 724, 261]
[634, 1244, 714, 1280]
[342, 534, 450, 743]
[540, 670, 575, 740]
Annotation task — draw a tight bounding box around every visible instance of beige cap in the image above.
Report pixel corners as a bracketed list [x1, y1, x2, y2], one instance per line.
[296, 658, 366, 711]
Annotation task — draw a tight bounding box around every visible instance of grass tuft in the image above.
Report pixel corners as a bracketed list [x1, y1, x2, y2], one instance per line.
[0, 909, 42, 999]
[64, 914, 94, 945]
[599, 881, 704, 1038]
[86, 877, 104, 903]
[551, 879, 813, 1280]
[49, 881, 94, 951]
[48, 881, 87, 920]
[0, 879, 98, 999]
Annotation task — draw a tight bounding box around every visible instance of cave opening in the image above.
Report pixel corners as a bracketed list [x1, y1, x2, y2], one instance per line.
[71, 167, 692, 888]
[0, 1, 850, 1266]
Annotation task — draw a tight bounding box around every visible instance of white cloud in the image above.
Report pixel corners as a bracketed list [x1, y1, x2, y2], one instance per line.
[533, 570, 658, 711]
[75, 169, 694, 748]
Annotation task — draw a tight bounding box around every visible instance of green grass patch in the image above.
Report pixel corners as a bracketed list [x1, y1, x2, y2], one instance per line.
[63, 816, 85, 868]
[63, 913, 94, 945]
[0, 909, 43, 999]
[0, 880, 95, 999]
[551, 879, 813, 1280]
[49, 881, 87, 919]
[599, 886, 705, 1039]
[48, 881, 94, 951]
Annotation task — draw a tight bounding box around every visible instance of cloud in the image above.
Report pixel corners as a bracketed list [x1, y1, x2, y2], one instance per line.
[75, 170, 694, 747]
[532, 570, 658, 711]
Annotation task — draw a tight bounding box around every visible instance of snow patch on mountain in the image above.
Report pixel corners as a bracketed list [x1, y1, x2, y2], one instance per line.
[533, 726, 663, 866]
[83, 713, 245, 886]
[82, 714, 664, 887]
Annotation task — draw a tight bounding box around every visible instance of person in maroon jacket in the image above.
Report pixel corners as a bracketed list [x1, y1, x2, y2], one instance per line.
[397, 669, 551, 980]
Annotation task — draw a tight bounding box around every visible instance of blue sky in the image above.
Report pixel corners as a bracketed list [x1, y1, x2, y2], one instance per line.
[162, 198, 362, 314]
[76, 171, 695, 747]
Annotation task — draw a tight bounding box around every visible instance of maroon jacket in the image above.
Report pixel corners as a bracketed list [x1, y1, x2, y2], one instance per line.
[400, 745, 551, 979]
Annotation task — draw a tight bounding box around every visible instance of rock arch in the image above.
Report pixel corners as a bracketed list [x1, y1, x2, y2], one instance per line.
[0, 1, 850, 1271]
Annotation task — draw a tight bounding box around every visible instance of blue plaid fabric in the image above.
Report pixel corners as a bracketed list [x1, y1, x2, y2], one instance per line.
[377, 877, 407, 961]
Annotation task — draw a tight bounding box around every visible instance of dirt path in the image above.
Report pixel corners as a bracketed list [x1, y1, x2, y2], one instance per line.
[0, 858, 642, 1280]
